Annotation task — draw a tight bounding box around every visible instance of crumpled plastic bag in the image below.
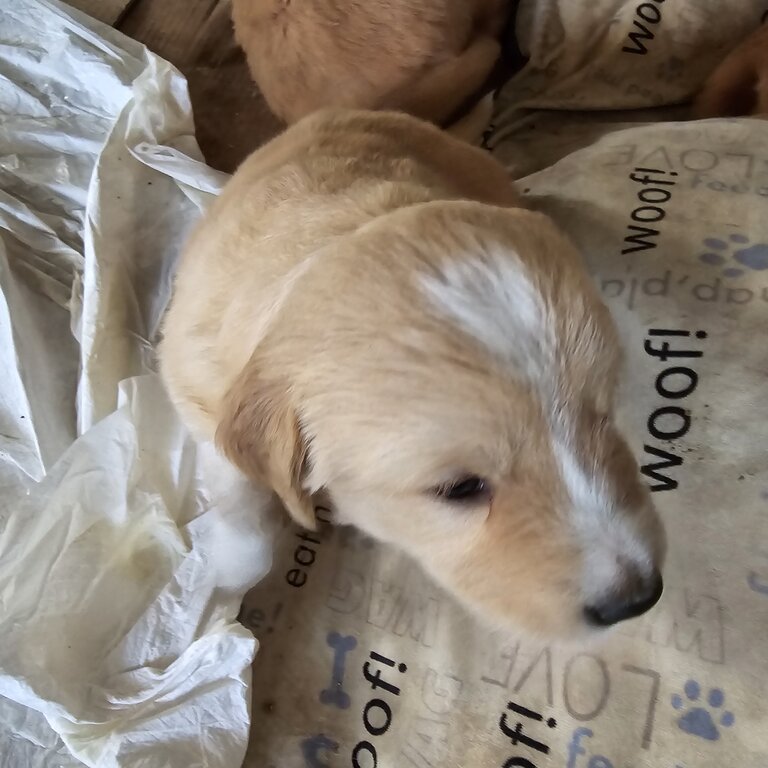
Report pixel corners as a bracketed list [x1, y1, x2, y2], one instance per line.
[0, 2, 275, 766]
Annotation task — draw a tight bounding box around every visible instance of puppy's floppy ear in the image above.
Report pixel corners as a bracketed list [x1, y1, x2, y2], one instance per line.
[215, 355, 316, 530]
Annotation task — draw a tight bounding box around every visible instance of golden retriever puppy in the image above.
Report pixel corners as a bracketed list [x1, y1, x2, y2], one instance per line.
[230, 0, 509, 131]
[694, 21, 768, 117]
[159, 109, 665, 639]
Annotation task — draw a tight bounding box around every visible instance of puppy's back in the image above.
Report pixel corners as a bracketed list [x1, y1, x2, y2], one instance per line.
[160, 110, 516, 436]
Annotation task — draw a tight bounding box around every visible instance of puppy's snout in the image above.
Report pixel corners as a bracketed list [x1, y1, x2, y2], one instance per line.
[584, 570, 664, 627]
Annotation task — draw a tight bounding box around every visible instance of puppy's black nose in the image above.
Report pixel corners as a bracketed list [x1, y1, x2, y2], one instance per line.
[584, 571, 664, 627]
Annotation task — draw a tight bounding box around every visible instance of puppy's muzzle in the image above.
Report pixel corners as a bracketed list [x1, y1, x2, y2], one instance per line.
[584, 570, 664, 627]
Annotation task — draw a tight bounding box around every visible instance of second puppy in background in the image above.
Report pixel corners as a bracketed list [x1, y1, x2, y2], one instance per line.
[231, 0, 510, 136]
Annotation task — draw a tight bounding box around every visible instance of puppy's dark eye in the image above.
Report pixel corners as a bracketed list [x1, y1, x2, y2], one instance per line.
[435, 476, 490, 503]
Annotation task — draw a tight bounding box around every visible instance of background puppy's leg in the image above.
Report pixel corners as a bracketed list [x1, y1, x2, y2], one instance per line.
[695, 56, 763, 117]
[472, 0, 512, 37]
[759, 74, 768, 115]
[447, 93, 495, 144]
[694, 23, 768, 118]
[390, 36, 502, 127]
[190, 0, 240, 66]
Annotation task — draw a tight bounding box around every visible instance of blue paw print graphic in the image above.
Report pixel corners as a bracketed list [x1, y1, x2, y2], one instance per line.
[699, 233, 768, 277]
[671, 680, 735, 741]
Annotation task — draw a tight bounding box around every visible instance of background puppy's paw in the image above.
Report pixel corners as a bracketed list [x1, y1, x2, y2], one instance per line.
[448, 93, 495, 144]
[694, 23, 768, 118]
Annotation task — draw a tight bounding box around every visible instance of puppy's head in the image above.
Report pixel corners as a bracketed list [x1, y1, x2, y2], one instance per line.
[217, 202, 665, 639]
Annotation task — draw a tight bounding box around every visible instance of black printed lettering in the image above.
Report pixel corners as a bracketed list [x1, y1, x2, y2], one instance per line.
[621, 168, 675, 254]
[641, 445, 683, 492]
[655, 367, 698, 399]
[638, 187, 671, 204]
[623, 19, 656, 54]
[363, 700, 392, 736]
[632, 205, 665, 223]
[641, 329, 705, 491]
[352, 651, 408, 765]
[622, 225, 660, 254]
[647, 406, 690, 441]
[636, 2, 661, 23]
[286, 568, 307, 588]
[352, 741, 377, 768]
[622, 0, 665, 54]
[285, 507, 331, 587]
[497, 699, 558, 767]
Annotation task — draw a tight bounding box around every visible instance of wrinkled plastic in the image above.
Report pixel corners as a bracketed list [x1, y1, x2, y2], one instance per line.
[0, 3, 272, 767]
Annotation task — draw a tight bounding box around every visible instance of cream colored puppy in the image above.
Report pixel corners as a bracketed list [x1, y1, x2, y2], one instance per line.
[160, 110, 665, 639]
[231, 0, 509, 131]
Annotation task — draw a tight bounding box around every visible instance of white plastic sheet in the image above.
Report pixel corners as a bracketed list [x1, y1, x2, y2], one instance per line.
[0, 3, 273, 766]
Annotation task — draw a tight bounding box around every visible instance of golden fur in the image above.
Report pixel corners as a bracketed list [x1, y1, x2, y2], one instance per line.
[160, 109, 665, 638]
[230, 0, 508, 131]
[695, 22, 768, 118]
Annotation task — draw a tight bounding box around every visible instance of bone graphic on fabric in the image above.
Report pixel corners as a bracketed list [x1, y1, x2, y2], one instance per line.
[301, 734, 339, 767]
[320, 631, 357, 709]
